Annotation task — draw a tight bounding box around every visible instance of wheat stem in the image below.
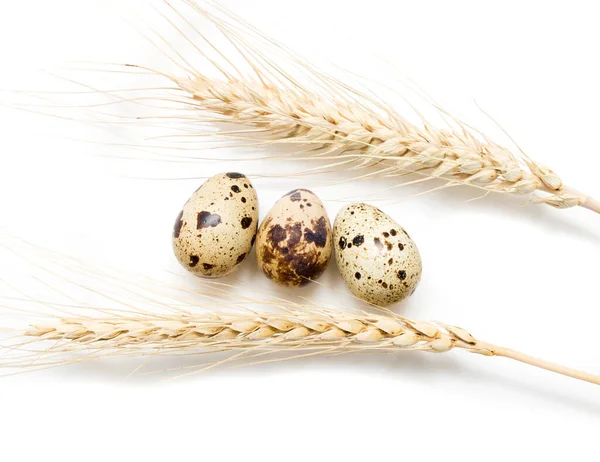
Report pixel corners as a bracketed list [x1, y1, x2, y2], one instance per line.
[582, 197, 600, 215]
[482, 343, 600, 386]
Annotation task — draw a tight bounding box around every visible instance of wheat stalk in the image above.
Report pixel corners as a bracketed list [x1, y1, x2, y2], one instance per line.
[119, 0, 598, 214]
[6, 310, 596, 385]
[175, 75, 591, 208]
[8, 1, 598, 212]
[0, 237, 597, 384]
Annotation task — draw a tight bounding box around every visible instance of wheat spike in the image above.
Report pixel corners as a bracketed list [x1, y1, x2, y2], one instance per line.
[117, 0, 598, 213]
[0, 237, 598, 384]
[175, 75, 578, 205]
[8, 1, 597, 212]
[5, 310, 596, 385]
[24, 311, 476, 352]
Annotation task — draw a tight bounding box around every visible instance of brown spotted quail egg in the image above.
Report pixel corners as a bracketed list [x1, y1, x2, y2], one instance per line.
[333, 203, 422, 306]
[256, 189, 332, 287]
[173, 172, 258, 277]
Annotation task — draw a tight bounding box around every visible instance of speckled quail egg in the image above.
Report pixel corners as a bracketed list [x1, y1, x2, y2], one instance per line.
[256, 189, 332, 287]
[173, 172, 258, 277]
[333, 203, 422, 306]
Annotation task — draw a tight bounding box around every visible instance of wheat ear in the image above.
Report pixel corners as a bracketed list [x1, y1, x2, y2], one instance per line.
[10, 311, 598, 385]
[121, 0, 598, 213]
[0, 238, 597, 384]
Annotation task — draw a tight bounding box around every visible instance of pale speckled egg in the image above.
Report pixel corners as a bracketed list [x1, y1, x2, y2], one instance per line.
[256, 189, 332, 287]
[173, 172, 258, 277]
[333, 203, 422, 306]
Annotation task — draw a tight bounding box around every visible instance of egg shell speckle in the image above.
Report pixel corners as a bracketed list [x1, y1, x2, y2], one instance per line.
[173, 172, 258, 277]
[333, 203, 422, 306]
[256, 189, 332, 287]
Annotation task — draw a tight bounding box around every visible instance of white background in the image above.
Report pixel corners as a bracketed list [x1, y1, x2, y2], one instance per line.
[1, 0, 600, 460]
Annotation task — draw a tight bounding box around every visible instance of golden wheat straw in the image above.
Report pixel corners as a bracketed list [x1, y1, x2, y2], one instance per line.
[5, 310, 596, 385]
[117, 0, 598, 213]
[0, 238, 597, 384]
